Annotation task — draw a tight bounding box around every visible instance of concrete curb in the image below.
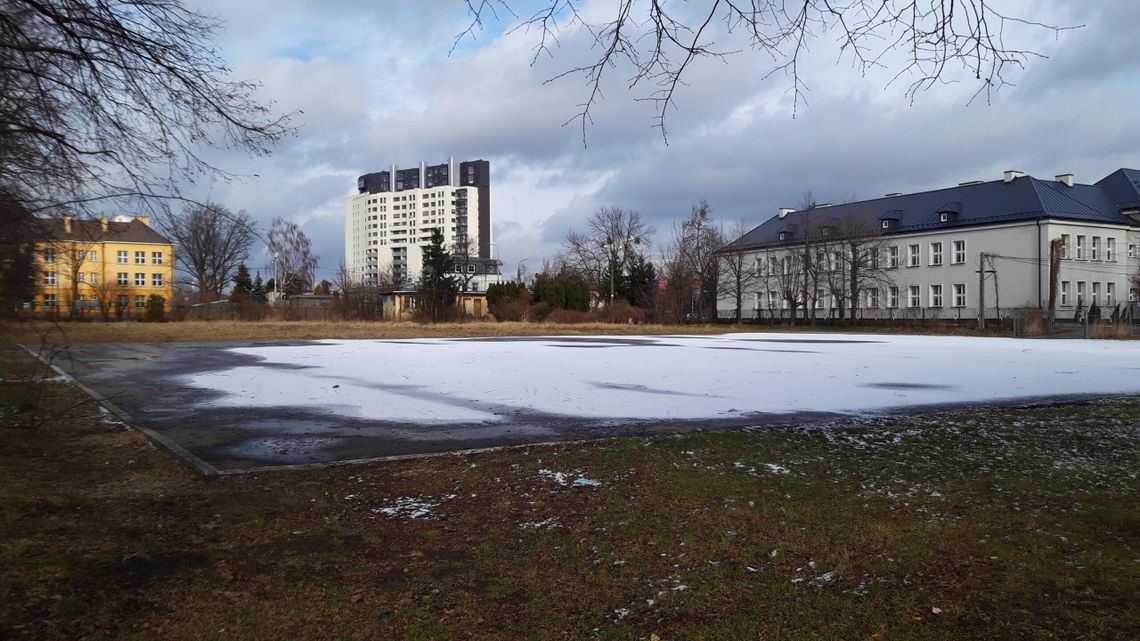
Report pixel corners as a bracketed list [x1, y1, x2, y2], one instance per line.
[19, 344, 220, 479]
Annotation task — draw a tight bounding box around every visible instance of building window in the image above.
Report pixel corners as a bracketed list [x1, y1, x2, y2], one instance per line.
[90, 273, 98, 284]
[815, 289, 824, 309]
[952, 240, 966, 264]
[135, 295, 146, 308]
[908, 285, 921, 308]
[1130, 244, 1137, 259]
[152, 273, 163, 287]
[930, 242, 943, 266]
[43, 248, 57, 263]
[1060, 234, 1071, 259]
[152, 251, 164, 265]
[930, 284, 943, 307]
[135, 273, 145, 286]
[1106, 282, 1115, 306]
[889, 286, 899, 308]
[953, 283, 966, 308]
[88, 250, 97, 261]
[888, 246, 899, 268]
[1131, 288, 1137, 302]
[1092, 282, 1100, 305]
[116, 295, 129, 309]
[117, 272, 128, 286]
[767, 291, 777, 308]
[1061, 281, 1070, 306]
[44, 271, 57, 285]
[881, 220, 889, 229]
[117, 250, 128, 264]
[77, 272, 85, 283]
[1106, 238, 1115, 261]
[1091, 237, 1100, 260]
[1076, 281, 1086, 306]
[1075, 235, 1085, 259]
[43, 293, 57, 308]
[908, 244, 920, 267]
[867, 288, 880, 308]
[133, 251, 145, 264]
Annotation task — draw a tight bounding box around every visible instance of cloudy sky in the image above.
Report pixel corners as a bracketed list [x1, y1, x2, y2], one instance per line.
[180, 0, 1140, 282]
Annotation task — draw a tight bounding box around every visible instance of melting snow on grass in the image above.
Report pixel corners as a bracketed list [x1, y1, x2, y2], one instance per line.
[179, 333, 1140, 426]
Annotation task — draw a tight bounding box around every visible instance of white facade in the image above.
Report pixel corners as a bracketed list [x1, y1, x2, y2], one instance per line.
[346, 158, 492, 288]
[719, 170, 1140, 323]
[345, 184, 483, 286]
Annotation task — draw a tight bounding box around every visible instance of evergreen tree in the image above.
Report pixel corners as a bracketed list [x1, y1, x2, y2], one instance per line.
[231, 263, 253, 301]
[251, 272, 268, 304]
[532, 273, 590, 312]
[620, 252, 657, 308]
[416, 228, 459, 322]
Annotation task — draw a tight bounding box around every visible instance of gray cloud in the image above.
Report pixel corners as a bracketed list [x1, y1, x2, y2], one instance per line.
[175, 0, 1140, 279]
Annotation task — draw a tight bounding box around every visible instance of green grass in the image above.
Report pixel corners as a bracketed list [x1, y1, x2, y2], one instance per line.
[0, 346, 1137, 640]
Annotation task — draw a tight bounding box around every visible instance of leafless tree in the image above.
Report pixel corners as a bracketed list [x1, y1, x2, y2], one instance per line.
[0, 194, 38, 317]
[267, 218, 318, 296]
[815, 203, 895, 323]
[561, 206, 652, 304]
[0, 0, 294, 221]
[715, 219, 760, 324]
[458, 1, 1074, 141]
[160, 204, 257, 303]
[654, 230, 691, 324]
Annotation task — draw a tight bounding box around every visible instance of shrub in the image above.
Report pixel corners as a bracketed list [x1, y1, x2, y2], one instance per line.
[144, 295, 165, 322]
[525, 302, 552, 322]
[594, 300, 648, 324]
[486, 282, 531, 321]
[546, 308, 591, 324]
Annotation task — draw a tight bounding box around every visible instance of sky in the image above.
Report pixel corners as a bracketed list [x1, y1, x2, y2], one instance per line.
[178, 0, 1140, 283]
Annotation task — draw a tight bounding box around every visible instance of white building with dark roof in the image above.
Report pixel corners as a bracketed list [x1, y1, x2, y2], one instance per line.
[718, 169, 1140, 323]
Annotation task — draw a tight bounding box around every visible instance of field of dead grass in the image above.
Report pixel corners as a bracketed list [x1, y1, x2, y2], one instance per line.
[4, 318, 1020, 345]
[1, 347, 1137, 640]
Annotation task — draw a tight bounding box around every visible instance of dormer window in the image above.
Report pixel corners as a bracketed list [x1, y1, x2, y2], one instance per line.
[939, 213, 949, 223]
[778, 232, 787, 241]
[881, 220, 890, 229]
[822, 226, 833, 238]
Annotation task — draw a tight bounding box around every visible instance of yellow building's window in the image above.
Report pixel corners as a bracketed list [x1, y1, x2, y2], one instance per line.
[43, 248, 57, 263]
[44, 271, 57, 285]
[135, 251, 146, 264]
[152, 251, 163, 265]
[152, 273, 164, 287]
[134, 273, 145, 286]
[117, 272, 128, 286]
[117, 251, 128, 264]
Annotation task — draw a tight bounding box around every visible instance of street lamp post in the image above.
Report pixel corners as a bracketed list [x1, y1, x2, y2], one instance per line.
[684, 208, 708, 321]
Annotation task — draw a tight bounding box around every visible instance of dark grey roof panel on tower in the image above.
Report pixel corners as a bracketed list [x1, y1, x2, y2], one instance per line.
[722, 169, 1140, 253]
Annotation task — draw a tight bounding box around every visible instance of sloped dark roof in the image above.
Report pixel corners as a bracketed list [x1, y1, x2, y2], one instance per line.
[37, 217, 171, 245]
[723, 169, 1140, 252]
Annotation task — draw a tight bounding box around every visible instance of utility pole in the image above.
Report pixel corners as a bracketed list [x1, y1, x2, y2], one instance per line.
[977, 252, 987, 330]
[976, 252, 997, 331]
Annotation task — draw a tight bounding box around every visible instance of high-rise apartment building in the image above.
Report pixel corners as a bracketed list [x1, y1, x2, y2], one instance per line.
[345, 157, 491, 286]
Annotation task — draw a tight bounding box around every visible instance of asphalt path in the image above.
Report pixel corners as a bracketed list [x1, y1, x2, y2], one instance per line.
[49, 340, 851, 474]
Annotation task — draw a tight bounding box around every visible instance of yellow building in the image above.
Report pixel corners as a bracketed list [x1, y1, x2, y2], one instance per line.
[31, 215, 175, 318]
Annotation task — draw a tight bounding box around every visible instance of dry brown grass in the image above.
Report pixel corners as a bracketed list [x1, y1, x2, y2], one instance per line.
[2, 346, 1138, 641]
[1090, 322, 1134, 339]
[7, 320, 739, 344]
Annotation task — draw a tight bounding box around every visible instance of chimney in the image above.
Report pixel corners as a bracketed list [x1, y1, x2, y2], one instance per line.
[1003, 170, 1024, 183]
[134, 215, 151, 226]
[778, 207, 794, 219]
[63, 214, 72, 234]
[1055, 173, 1074, 187]
[100, 216, 109, 232]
